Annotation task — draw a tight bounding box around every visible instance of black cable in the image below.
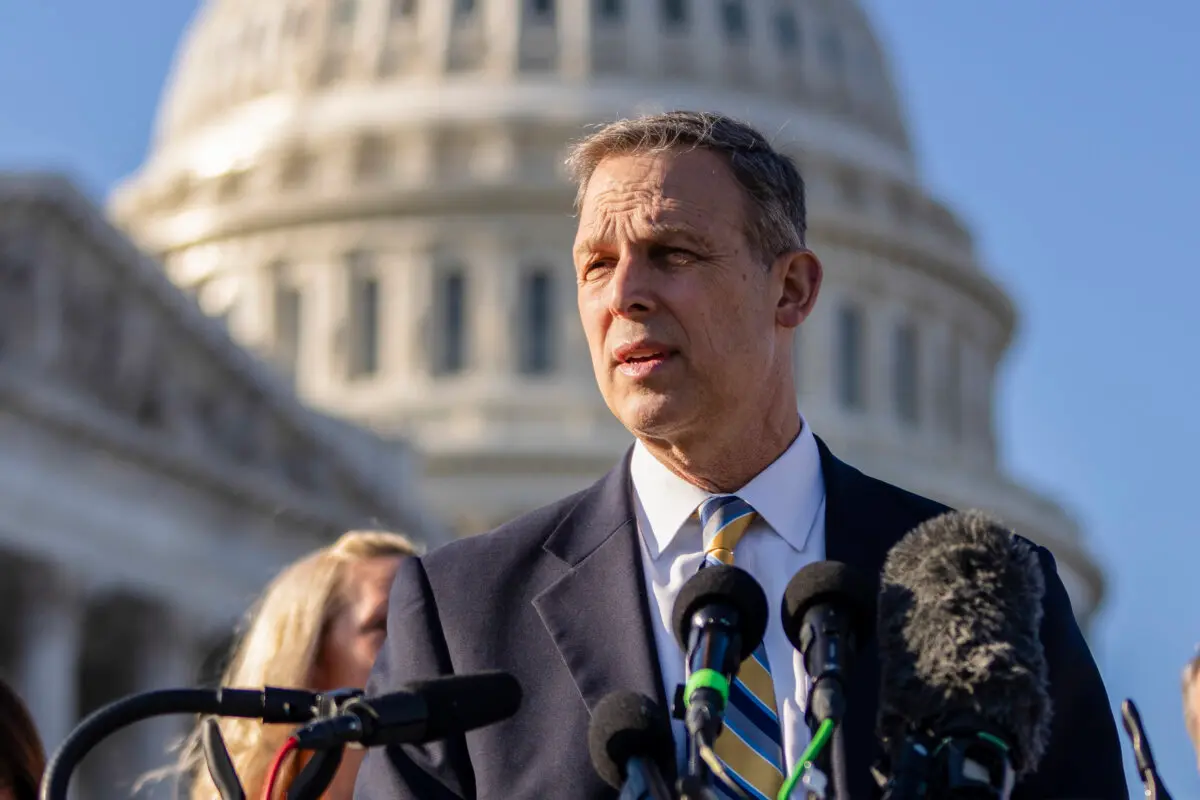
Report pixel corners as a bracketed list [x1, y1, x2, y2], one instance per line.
[830, 725, 850, 800]
[287, 746, 345, 800]
[41, 687, 318, 800]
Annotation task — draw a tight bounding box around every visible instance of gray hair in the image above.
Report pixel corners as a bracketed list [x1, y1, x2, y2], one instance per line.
[564, 110, 807, 262]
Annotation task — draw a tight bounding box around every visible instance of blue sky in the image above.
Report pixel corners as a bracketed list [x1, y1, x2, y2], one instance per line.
[2, 1, 1197, 794]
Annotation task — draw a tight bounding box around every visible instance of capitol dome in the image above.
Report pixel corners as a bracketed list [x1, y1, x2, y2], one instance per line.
[109, 0, 1105, 623]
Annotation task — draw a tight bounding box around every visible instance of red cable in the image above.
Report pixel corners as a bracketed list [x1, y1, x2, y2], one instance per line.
[261, 736, 299, 800]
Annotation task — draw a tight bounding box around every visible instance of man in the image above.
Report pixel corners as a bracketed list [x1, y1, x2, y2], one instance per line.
[355, 111, 1125, 798]
[1183, 652, 1200, 772]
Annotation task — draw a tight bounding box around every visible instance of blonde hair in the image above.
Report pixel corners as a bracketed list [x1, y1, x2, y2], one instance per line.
[164, 530, 420, 799]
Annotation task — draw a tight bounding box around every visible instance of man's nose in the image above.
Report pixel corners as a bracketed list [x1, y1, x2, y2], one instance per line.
[606, 255, 657, 318]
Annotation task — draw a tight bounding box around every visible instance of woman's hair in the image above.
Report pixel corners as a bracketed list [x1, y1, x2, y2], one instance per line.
[167, 529, 420, 800]
[0, 676, 47, 800]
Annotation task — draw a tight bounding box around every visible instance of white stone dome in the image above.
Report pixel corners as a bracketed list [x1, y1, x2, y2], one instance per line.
[149, 0, 912, 173]
[109, 0, 1106, 625]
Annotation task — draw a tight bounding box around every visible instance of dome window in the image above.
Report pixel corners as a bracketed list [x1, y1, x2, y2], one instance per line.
[347, 253, 381, 379]
[836, 303, 865, 410]
[720, 0, 747, 40]
[529, 0, 555, 22]
[774, 8, 800, 53]
[595, 0, 622, 23]
[389, 0, 416, 20]
[331, 0, 357, 30]
[518, 269, 556, 375]
[271, 262, 303, 384]
[661, 0, 687, 29]
[454, 0, 476, 20]
[893, 322, 919, 426]
[432, 269, 468, 376]
[820, 27, 845, 72]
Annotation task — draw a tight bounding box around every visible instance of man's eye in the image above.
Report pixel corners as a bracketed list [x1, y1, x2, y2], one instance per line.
[650, 246, 697, 264]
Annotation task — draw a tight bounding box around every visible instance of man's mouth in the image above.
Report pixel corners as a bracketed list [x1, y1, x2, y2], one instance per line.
[614, 343, 675, 377]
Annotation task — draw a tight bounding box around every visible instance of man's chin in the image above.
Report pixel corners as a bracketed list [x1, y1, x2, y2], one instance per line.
[614, 397, 691, 441]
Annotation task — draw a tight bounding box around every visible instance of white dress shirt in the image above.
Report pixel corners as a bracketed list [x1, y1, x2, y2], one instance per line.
[631, 416, 827, 775]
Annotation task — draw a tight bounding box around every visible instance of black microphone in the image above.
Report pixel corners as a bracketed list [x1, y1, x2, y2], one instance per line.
[670, 564, 769, 751]
[292, 671, 522, 750]
[588, 691, 676, 800]
[781, 560, 875, 730]
[875, 510, 1053, 799]
[1121, 698, 1173, 800]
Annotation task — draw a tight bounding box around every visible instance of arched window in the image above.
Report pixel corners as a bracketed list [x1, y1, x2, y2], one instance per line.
[837, 303, 865, 410]
[346, 252, 380, 378]
[518, 269, 556, 375]
[893, 322, 919, 425]
[662, 0, 687, 29]
[271, 261, 303, 382]
[721, 0, 747, 40]
[433, 268, 468, 376]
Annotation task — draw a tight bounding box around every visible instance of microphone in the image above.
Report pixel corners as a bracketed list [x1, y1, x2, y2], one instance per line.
[588, 691, 676, 800]
[781, 560, 875, 729]
[874, 510, 1053, 799]
[670, 564, 769, 751]
[292, 671, 522, 750]
[1120, 698, 1173, 800]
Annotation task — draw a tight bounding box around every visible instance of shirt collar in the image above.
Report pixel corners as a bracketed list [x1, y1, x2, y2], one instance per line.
[631, 415, 825, 561]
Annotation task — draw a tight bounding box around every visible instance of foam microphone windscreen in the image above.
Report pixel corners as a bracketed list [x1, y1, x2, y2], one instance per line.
[588, 691, 675, 789]
[877, 510, 1052, 777]
[780, 560, 876, 651]
[671, 564, 769, 661]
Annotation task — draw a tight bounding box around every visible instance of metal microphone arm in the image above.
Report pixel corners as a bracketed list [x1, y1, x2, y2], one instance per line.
[1121, 699, 1173, 800]
[201, 718, 246, 800]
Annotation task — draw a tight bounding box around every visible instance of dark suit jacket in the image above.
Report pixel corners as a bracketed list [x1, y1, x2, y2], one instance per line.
[355, 439, 1127, 799]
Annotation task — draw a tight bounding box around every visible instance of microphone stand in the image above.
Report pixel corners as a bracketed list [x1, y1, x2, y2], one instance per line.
[677, 711, 718, 800]
[673, 683, 719, 800]
[1122, 699, 1174, 800]
[201, 718, 245, 800]
[619, 755, 676, 800]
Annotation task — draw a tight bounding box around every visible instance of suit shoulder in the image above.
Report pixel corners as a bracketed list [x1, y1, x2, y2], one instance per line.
[843, 460, 953, 523]
[418, 485, 592, 576]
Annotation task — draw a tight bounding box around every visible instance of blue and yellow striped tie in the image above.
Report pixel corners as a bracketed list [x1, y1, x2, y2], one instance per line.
[697, 495, 785, 800]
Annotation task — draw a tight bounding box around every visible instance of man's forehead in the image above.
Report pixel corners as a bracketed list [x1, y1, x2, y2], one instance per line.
[585, 149, 731, 201]
[576, 151, 739, 240]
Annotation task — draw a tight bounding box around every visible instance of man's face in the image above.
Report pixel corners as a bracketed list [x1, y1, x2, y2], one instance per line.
[573, 148, 797, 442]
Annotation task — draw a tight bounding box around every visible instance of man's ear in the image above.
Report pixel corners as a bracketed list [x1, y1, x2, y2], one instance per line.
[775, 249, 823, 329]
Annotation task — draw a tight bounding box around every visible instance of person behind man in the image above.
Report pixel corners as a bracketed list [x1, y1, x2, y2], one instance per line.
[0, 677, 46, 800]
[354, 111, 1125, 799]
[1183, 651, 1200, 773]
[159, 530, 419, 800]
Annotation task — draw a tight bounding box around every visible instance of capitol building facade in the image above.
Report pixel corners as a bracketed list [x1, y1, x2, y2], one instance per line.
[109, 0, 1107, 622]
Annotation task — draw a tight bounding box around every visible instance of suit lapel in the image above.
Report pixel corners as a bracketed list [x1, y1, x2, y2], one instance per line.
[816, 435, 915, 797]
[532, 450, 668, 718]
[817, 435, 895, 585]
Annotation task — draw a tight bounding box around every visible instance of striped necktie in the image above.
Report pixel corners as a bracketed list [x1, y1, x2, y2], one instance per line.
[696, 495, 785, 800]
